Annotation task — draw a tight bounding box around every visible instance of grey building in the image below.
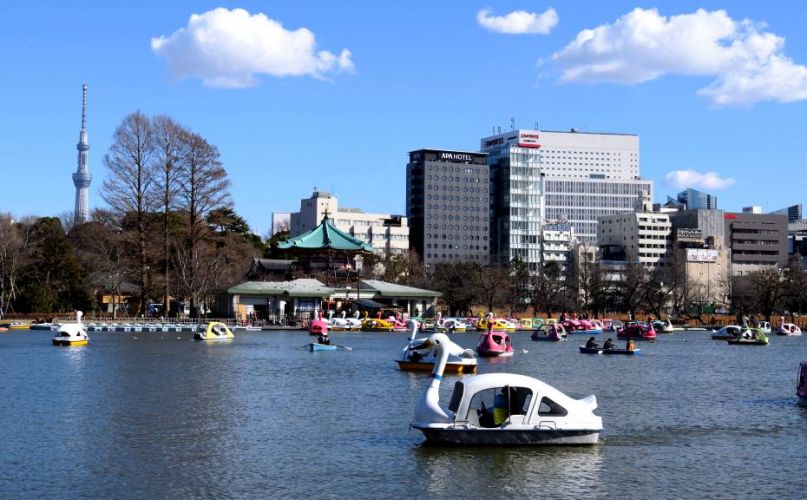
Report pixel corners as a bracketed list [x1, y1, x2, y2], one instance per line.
[771, 204, 802, 222]
[668, 209, 726, 245]
[406, 149, 490, 267]
[724, 212, 788, 275]
[676, 188, 717, 210]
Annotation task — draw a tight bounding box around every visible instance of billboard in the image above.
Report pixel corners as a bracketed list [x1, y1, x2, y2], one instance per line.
[686, 248, 719, 263]
[676, 228, 703, 240]
[517, 131, 541, 148]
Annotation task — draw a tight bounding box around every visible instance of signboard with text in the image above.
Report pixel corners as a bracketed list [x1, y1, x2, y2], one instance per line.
[686, 248, 719, 263]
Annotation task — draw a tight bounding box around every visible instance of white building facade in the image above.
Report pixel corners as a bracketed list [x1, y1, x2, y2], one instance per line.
[598, 212, 672, 268]
[482, 128, 652, 270]
[286, 191, 409, 256]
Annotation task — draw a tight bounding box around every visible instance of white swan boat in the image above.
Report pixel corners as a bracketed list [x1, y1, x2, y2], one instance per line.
[194, 322, 235, 341]
[397, 321, 477, 373]
[411, 333, 602, 445]
[329, 311, 362, 331]
[52, 311, 89, 346]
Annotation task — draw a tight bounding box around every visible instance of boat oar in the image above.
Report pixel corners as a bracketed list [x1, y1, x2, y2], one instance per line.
[334, 344, 353, 351]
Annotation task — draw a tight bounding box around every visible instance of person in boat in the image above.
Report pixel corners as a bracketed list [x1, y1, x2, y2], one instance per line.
[317, 333, 330, 345]
[559, 312, 567, 323]
[750, 331, 757, 340]
[585, 336, 599, 349]
[493, 388, 510, 426]
[626, 338, 636, 351]
[603, 338, 615, 350]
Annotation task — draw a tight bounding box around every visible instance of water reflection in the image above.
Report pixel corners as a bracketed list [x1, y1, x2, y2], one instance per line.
[414, 445, 604, 498]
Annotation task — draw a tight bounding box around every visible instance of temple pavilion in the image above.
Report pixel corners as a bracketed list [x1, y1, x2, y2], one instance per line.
[275, 213, 372, 286]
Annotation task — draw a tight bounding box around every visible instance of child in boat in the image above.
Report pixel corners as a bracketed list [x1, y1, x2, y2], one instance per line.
[603, 338, 615, 350]
[493, 389, 509, 426]
[626, 338, 636, 351]
[317, 333, 330, 345]
[585, 337, 599, 349]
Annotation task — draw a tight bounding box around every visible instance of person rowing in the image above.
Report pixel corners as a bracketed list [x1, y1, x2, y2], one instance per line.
[585, 336, 599, 349]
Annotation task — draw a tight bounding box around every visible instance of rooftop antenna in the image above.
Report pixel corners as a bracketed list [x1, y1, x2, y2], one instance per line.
[492, 126, 496, 135]
[510, 116, 515, 131]
[535, 121, 539, 131]
[497, 126, 501, 134]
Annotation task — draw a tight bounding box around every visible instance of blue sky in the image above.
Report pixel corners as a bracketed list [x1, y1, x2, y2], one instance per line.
[1, 1, 805, 234]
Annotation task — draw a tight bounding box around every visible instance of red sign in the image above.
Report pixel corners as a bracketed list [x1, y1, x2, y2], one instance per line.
[724, 214, 737, 219]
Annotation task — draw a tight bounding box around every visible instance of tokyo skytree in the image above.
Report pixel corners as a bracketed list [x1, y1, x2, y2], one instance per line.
[72, 84, 91, 225]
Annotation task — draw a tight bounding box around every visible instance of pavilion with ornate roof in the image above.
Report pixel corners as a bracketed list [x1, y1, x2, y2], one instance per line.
[275, 212, 372, 285]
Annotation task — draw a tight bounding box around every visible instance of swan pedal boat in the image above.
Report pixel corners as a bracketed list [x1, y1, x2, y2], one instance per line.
[777, 323, 802, 336]
[194, 322, 235, 341]
[412, 333, 602, 445]
[578, 346, 640, 355]
[530, 324, 567, 342]
[797, 361, 807, 407]
[726, 334, 768, 346]
[711, 325, 744, 340]
[397, 321, 477, 373]
[52, 312, 89, 346]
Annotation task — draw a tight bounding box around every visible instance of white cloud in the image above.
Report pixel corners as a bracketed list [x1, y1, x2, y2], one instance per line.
[665, 170, 736, 190]
[477, 7, 558, 35]
[151, 8, 354, 88]
[551, 8, 807, 105]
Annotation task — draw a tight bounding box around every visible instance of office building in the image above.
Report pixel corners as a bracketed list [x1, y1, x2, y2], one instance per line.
[481, 128, 652, 269]
[597, 211, 672, 268]
[676, 188, 718, 210]
[287, 191, 409, 257]
[406, 149, 490, 266]
[668, 209, 725, 244]
[724, 212, 788, 275]
[771, 204, 802, 222]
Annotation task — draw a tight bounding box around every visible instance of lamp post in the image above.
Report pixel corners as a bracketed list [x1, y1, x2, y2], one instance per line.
[353, 254, 364, 305]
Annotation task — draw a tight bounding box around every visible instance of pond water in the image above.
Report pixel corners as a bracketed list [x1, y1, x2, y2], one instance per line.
[1, 329, 805, 498]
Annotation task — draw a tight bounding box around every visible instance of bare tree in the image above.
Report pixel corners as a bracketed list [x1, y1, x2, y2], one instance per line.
[0, 214, 31, 317]
[152, 115, 185, 315]
[70, 210, 131, 319]
[101, 112, 157, 315]
[176, 131, 231, 316]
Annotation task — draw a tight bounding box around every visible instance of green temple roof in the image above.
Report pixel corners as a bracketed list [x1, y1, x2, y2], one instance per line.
[277, 216, 373, 252]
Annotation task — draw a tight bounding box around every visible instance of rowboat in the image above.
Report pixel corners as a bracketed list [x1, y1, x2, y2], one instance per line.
[579, 346, 640, 355]
[309, 343, 338, 352]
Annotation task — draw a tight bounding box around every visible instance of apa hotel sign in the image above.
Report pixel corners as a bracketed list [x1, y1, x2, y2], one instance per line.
[439, 152, 473, 162]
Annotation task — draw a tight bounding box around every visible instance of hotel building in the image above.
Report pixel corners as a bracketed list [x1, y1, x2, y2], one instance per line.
[481, 128, 652, 269]
[406, 149, 491, 267]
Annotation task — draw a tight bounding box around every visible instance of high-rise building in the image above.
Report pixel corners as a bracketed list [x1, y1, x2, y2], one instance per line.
[287, 191, 409, 257]
[771, 204, 802, 222]
[724, 212, 788, 275]
[406, 149, 490, 267]
[597, 211, 672, 268]
[72, 84, 91, 225]
[481, 128, 652, 269]
[676, 188, 717, 209]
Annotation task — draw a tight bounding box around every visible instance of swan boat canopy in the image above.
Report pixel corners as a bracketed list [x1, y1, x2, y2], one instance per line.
[52, 311, 89, 346]
[797, 361, 807, 407]
[412, 333, 602, 445]
[194, 322, 235, 341]
[398, 321, 477, 374]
